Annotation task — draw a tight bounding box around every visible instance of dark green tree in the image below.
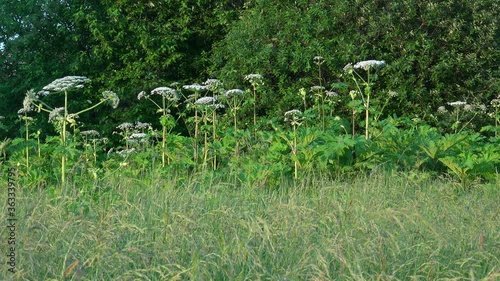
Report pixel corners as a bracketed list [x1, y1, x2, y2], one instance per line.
[210, 0, 499, 124]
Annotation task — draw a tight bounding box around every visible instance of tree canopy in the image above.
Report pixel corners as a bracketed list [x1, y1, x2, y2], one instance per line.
[1, 0, 498, 138]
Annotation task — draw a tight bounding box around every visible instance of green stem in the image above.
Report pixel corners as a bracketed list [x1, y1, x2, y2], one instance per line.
[61, 91, 68, 186]
[25, 117, 29, 173]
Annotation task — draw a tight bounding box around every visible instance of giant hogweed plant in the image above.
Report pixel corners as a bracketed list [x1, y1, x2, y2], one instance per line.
[138, 87, 179, 167]
[23, 76, 119, 186]
[182, 83, 208, 162]
[194, 96, 224, 170]
[244, 74, 264, 138]
[344, 60, 386, 140]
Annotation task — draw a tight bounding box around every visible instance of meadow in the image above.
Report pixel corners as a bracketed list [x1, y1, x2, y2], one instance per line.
[0, 61, 499, 280]
[0, 169, 498, 280]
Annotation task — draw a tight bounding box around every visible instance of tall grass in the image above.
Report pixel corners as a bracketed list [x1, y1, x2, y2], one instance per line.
[1, 170, 498, 280]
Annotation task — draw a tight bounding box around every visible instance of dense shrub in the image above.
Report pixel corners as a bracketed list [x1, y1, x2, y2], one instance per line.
[210, 0, 499, 125]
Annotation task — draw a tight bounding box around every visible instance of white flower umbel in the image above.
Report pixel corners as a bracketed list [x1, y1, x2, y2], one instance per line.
[48, 107, 65, 123]
[353, 60, 386, 71]
[284, 109, 302, 117]
[195, 96, 217, 105]
[313, 56, 324, 65]
[151, 87, 179, 102]
[326, 91, 339, 98]
[22, 89, 38, 113]
[447, 101, 467, 106]
[42, 76, 90, 93]
[130, 133, 147, 139]
[183, 83, 207, 92]
[437, 106, 447, 114]
[224, 89, 245, 99]
[117, 122, 134, 131]
[244, 74, 263, 83]
[135, 121, 151, 131]
[80, 130, 100, 137]
[137, 91, 148, 100]
[203, 79, 222, 92]
[102, 90, 120, 109]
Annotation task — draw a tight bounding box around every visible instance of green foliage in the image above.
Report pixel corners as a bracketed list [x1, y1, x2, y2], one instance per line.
[211, 0, 499, 124]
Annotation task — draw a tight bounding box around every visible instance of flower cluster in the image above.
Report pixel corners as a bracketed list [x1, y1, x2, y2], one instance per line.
[135, 121, 151, 131]
[244, 74, 264, 86]
[284, 109, 303, 126]
[116, 122, 134, 131]
[151, 87, 179, 102]
[223, 89, 245, 99]
[491, 98, 500, 108]
[42, 76, 90, 93]
[310, 86, 325, 92]
[48, 107, 65, 123]
[102, 90, 120, 109]
[194, 96, 217, 105]
[325, 91, 339, 98]
[203, 79, 222, 92]
[19, 89, 38, 114]
[388, 90, 399, 98]
[437, 106, 447, 114]
[284, 109, 302, 117]
[313, 56, 324, 65]
[447, 101, 467, 106]
[183, 84, 207, 92]
[353, 60, 386, 71]
[80, 130, 100, 137]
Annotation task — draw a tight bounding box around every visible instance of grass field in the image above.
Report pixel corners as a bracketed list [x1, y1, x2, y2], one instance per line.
[1, 170, 498, 280]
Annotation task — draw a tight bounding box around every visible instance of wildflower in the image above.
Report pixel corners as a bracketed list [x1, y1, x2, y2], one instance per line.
[102, 90, 120, 109]
[117, 122, 134, 131]
[313, 56, 324, 65]
[388, 90, 399, 98]
[244, 73, 264, 87]
[353, 60, 386, 71]
[284, 109, 302, 124]
[326, 91, 339, 97]
[203, 79, 222, 91]
[349, 90, 360, 99]
[244, 74, 263, 81]
[224, 89, 245, 98]
[207, 103, 225, 110]
[129, 133, 147, 139]
[135, 121, 151, 130]
[183, 83, 207, 92]
[284, 109, 302, 117]
[194, 96, 217, 105]
[22, 89, 37, 113]
[447, 101, 466, 106]
[464, 104, 474, 112]
[151, 87, 179, 102]
[116, 148, 136, 158]
[80, 130, 100, 137]
[477, 104, 487, 112]
[48, 107, 65, 123]
[343, 63, 354, 73]
[437, 106, 447, 114]
[491, 99, 500, 108]
[43, 76, 90, 93]
[310, 86, 325, 92]
[137, 91, 148, 100]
